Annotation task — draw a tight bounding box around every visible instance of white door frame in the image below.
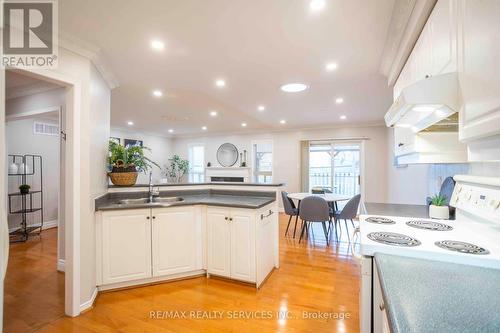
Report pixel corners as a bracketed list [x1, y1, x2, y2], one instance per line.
[3, 68, 82, 317]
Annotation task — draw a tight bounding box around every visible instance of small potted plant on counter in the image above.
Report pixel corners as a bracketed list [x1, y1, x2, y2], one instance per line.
[19, 184, 30, 195]
[429, 194, 450, 219]
[107, 140, 159, 186]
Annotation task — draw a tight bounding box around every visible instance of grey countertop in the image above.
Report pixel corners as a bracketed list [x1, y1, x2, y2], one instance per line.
[375, 253, 500, 333]
[364, 202, 431, 218]
[109, 182, 285, 188]
[96, 189, 276, 211]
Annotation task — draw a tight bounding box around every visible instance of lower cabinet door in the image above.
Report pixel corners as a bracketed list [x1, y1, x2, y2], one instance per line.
[101, 209, 152, 285]
[230, 209, 256, 283]
[207, 208, 231, 278]
[152, 207, 202, 276]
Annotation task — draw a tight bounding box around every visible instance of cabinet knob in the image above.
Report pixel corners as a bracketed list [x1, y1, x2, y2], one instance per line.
[398, 143, 404, 147]
[225, 217, 228, 220]
[229, 218, 233, 221]
[146, 216, 150, 220]
[152, 216, 156, 219]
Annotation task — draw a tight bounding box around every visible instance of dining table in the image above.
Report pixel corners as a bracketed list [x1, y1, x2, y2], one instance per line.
[287, 192, 351, 211]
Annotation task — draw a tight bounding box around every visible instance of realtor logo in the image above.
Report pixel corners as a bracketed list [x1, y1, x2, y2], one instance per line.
[2, 0, 58, 68]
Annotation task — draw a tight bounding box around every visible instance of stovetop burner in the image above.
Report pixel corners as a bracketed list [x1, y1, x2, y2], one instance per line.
[367, 232, 421, 247]
[435, 240, 490, 255]
[365, 217, 396, 224]
[406, 220, 453, 231]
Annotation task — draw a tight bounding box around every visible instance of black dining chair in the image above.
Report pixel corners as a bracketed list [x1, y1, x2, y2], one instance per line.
[298, 196, 331, 246]
[281, 191, 300, 237]
[329, 194, 361, 241]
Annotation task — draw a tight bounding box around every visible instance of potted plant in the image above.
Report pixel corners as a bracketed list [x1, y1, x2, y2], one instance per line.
[164, 155, 189, 183]
[429, 194, 450, 219]
[107, 140, 160, 186]
[19, 184, 30, 194]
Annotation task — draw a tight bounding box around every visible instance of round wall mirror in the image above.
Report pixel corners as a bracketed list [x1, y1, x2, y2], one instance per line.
[216, 143, 239, 167]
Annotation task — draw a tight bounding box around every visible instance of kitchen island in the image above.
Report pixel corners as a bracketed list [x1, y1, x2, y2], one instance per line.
[95, 183, 283, 291]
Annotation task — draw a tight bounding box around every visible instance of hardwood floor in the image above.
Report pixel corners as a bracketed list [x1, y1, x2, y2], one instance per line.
[4, 214, 361, 333]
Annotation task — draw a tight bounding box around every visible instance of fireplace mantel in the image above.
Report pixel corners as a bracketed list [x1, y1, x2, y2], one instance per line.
[205, 167, 252, 183]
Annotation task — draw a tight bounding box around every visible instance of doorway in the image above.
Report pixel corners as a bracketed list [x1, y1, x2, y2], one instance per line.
[3, 70, 66, 333]
[308, 141, 362, 199]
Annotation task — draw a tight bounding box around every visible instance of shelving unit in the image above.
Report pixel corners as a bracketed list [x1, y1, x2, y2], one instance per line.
[8, 154, 44, 243]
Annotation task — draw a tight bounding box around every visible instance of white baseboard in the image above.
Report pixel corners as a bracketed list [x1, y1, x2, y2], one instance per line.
[57, 259, 65, 272]
[80, 287, 98, 313]
[8, 219, 58, 233]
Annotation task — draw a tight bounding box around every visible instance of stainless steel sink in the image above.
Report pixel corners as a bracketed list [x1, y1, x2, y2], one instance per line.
[117, 197, 184, 205]
[117, 198, 150, 205]
[153, 197, 184, 203]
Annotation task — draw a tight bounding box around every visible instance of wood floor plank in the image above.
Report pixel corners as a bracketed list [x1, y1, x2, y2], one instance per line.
[4, 214, 361, 333]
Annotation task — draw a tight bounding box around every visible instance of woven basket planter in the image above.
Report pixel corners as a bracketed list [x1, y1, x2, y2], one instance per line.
[108, 172, 138, 186]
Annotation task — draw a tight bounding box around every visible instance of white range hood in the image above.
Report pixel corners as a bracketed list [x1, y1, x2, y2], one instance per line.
[385, 73, 460, 132]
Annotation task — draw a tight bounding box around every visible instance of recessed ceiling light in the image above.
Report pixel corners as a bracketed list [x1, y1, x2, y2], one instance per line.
[127, 121, 134, 126]
[153, 90, 163, 97]
[241, 122, 247, 127]
[280, 83, 308, 93]
[326, 62, 338, 71]
[202, 126, 207, 130]
[210, 111, 218, 117]
[280, 119, 286, 124]
[151, 40, 165, 50]
[309, 0, 326, 11]
[168, 129, 174, 133]
[340, 115, 347, 120]
[258, 105, 266, 111]
[215, 79, 226, 87]
[335, 97, 344, 104]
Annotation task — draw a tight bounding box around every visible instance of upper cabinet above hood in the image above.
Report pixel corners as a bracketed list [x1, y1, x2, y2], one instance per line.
[385, 73, 460, 133]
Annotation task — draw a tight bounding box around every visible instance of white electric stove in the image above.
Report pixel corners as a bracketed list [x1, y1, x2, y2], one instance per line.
[358, 175, 500, 333]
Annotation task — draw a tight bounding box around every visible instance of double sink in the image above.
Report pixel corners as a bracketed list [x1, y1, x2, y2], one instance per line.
[117, 197, 184, 206]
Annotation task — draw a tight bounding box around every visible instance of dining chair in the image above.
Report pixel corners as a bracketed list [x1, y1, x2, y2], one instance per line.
[330, 194, 361, 241]
[298, 196, 331, 246]
[281, 191, 299, 237]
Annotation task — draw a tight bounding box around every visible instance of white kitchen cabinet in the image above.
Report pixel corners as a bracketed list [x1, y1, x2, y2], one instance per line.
[373, 262, 391, 333]
[229, 210, 256, 282]
[100, 209, 152, 285]
[207, 207, 256, 283]
[458, 0, 500, 148]
[206, 208, 232, 278]
[152, 206, 203, 277]
[393, 0, 457, 100]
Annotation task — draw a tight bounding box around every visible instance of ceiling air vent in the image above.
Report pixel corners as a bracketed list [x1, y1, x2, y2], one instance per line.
[33, 121, 59, 136]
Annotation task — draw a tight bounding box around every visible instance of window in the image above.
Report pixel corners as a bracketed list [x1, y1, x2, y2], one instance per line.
[252, 140, 273, 183]
[309, 142, 360, 196]
[188, 144, 205, 182]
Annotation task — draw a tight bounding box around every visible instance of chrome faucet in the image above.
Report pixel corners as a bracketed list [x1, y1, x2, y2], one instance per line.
[148, 172, 159, 202]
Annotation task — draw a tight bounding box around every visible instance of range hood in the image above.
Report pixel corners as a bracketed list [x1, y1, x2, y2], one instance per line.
[385, 73, 460, 133]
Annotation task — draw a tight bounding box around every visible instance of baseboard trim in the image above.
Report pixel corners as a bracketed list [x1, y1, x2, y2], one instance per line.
[57, 259, 65, 272]
[80, 288, 98, 313]
[8, 219, 58, 233]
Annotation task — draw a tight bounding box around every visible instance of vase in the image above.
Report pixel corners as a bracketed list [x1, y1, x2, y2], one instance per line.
[9, 163, 18, 174]
[429, 205, 449, 220]
[18, 163, 30, 174]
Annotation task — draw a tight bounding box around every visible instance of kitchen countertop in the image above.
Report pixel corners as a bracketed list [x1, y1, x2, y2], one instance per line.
[364, 202, 431, 218]
[95, 189, 276, 211]
[108, 182, 285, 188]
[375, 253, 500, 333]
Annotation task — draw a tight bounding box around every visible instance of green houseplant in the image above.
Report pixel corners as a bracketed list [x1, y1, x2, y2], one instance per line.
[19, 184, 30, 194]
[107, 140, 160, 186]
[164, 155, 189, 183]
[429, 193, 450, 220]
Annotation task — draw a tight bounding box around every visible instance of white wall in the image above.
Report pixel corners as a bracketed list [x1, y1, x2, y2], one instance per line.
[6, 88, 65, 118]
[172, 125, 390, 204]
[6, 117, 60, 230]
[110, 128, 173, 184]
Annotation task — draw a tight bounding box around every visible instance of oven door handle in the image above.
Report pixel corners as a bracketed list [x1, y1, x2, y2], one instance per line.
[351, 226, 362, 260]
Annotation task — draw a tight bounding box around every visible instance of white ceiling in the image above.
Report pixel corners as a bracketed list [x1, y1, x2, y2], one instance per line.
[59, 0, 395, 137]
[5, 70, 62, 100]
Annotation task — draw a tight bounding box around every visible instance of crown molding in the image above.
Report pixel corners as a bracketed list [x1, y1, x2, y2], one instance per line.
[58, 32, 120, 90]
[379, 0, 436, 86]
